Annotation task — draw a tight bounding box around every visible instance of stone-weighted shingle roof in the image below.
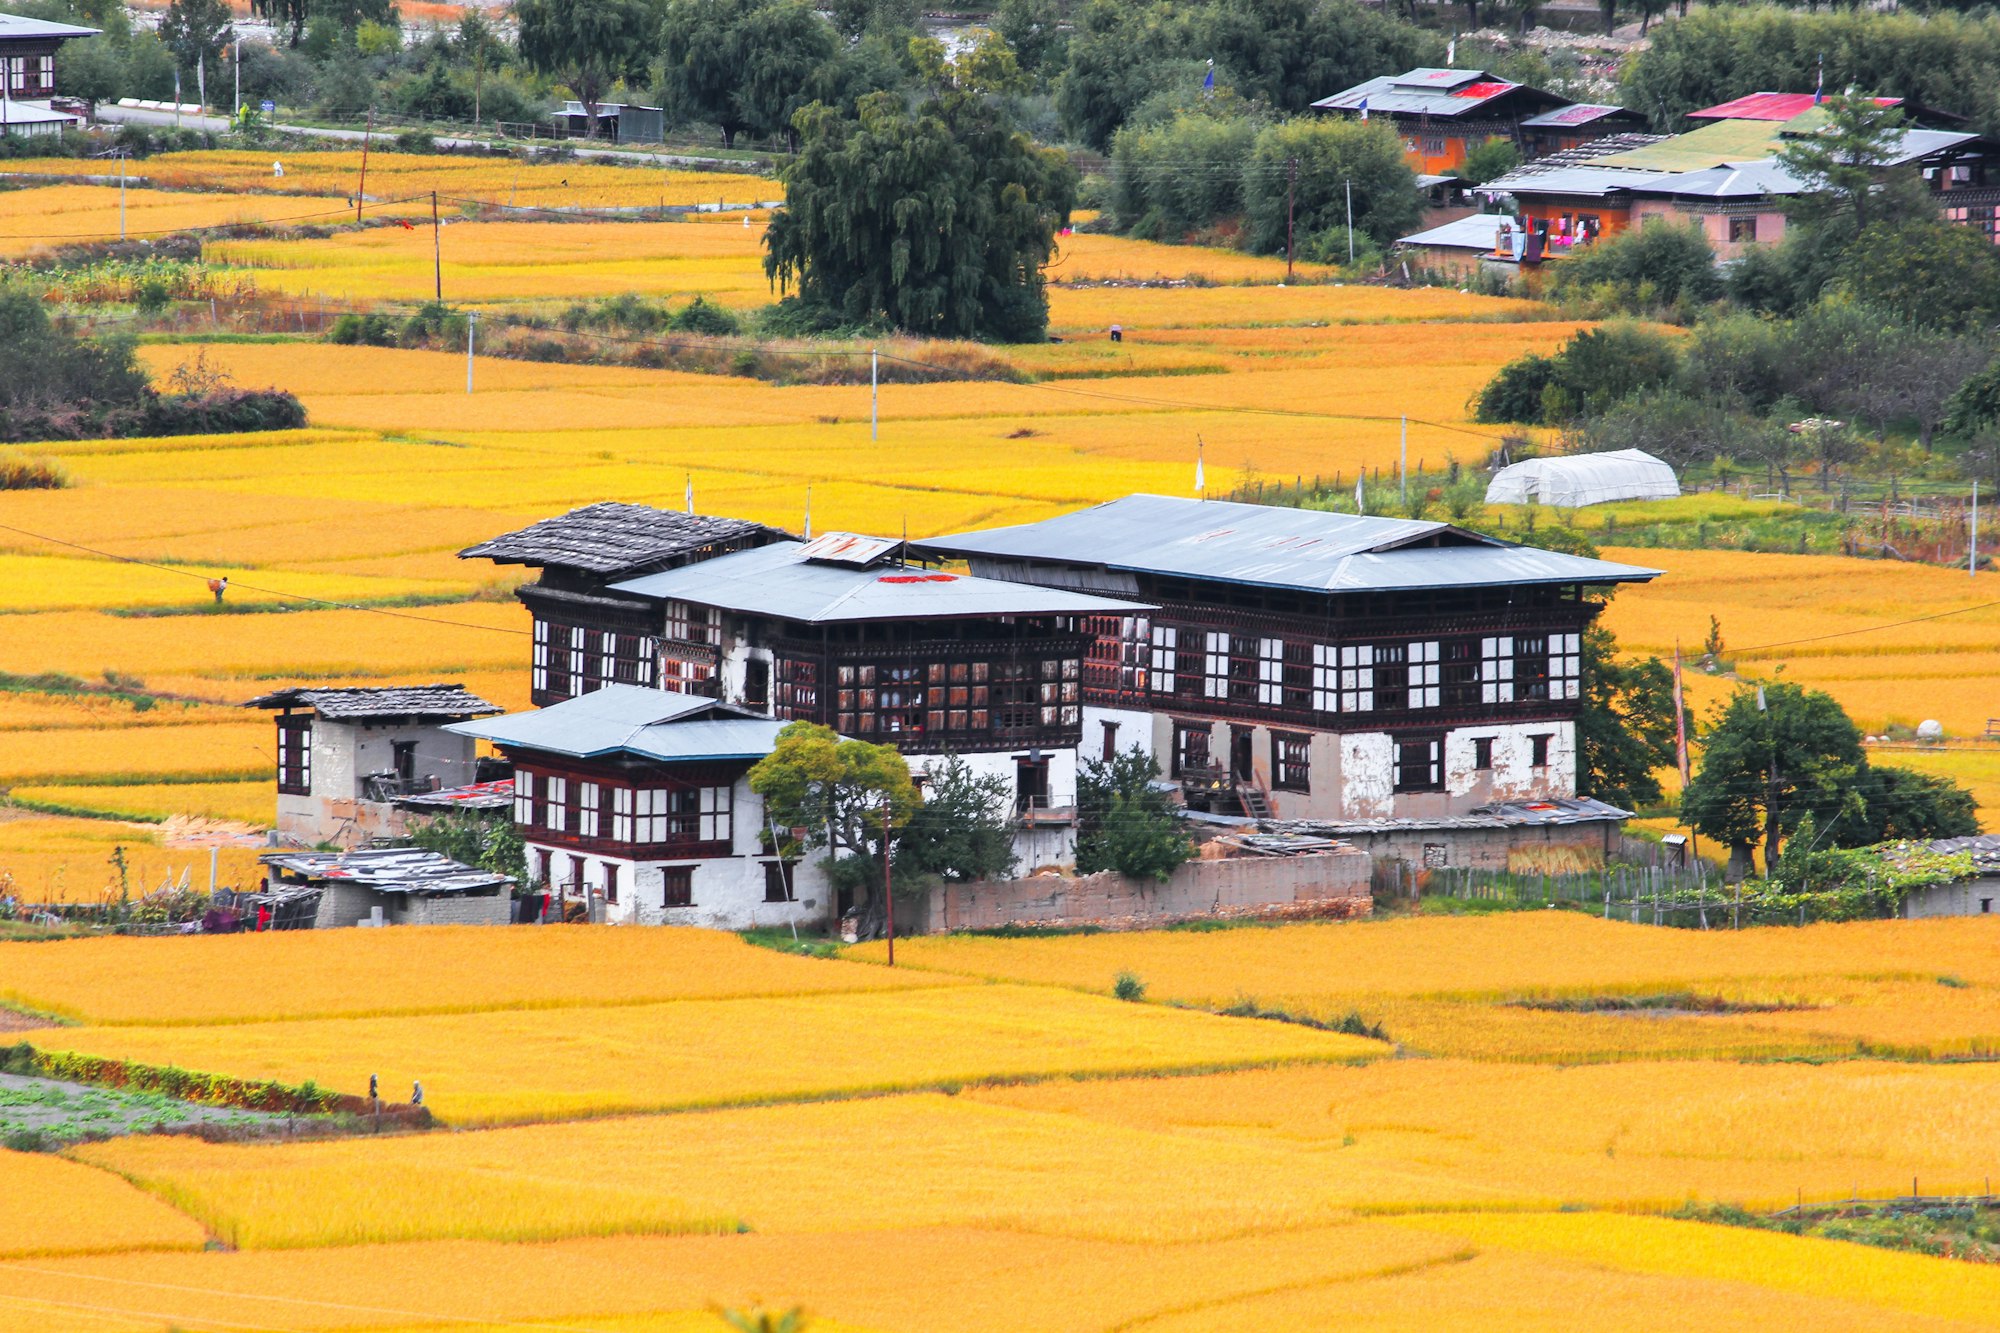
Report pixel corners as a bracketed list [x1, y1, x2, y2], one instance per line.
[459, 503, 779, 576]
[243, 684, 501, 720]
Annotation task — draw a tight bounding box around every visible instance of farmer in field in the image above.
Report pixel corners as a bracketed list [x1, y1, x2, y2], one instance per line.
[208, 576, 228, 604]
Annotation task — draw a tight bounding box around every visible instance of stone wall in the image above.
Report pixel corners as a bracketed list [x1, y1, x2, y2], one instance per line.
[906, 849, 1370, 934]
[1338, 820, 1618, 872]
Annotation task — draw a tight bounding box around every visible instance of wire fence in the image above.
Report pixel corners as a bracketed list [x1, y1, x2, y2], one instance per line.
[1411, 862, 1893, 929]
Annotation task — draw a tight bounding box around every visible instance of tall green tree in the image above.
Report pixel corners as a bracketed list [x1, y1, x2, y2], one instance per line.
[514, 0, 653, 136]
[747, 722, 917, 934]
[764, 90, 1077, 340]
[1240, 117, 1419, 256]
[658, 0, 841, 149]
[158, 0, 232, 98]
[1681, 682, 1867, 876]
[894, 754, 1017, 885]
[1075, 747, 1194, 882]
[1575, 627, 1687, 811]
[1776, 93, 1912, 235]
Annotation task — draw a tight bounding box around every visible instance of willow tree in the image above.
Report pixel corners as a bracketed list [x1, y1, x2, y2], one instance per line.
[763, 90, 1077, 341]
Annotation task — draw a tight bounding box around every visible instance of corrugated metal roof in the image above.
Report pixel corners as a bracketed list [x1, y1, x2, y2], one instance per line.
[449, 686, 796, 763]
[1885, 128, 1983, 164]
[1520, 103, 1637, 128]
[459, 503, 779, 575]
[448, 685, 749, 756]
[1398, 212, 1505, 250]
[0, 14, 100, 38]
[0, 101, 80, 123]
[1478, 165, 1670, 198]
[1689, 92, 1900, 122]
[261, 847, 512, 894]
[394, 778, 515, 811]
[1269, 795, 1632, 836]
[610, 541, 1149, 622]
[918, 495, 1659, 595]
[798, 531, 900, 567]
[1620, 159, 1808, 198]
[243, 684, 501, 720]
[1311, 68, 1556, 120]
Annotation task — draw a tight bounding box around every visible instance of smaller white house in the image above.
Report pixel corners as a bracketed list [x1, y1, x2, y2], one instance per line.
[247, 685, 501, 847]
[1486, 448, 1680, 508]
[450, 685, 827, 930]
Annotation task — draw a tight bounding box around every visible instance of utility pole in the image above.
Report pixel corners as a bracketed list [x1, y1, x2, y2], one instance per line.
[1972, 480, 1980, 577]
[870, 347, 879, 441]
[431, 190, 442, 302]
[882, 798, 895, 966]
[117, 149, 126, 241]
[1285, 156, 1297, 282]
[1399, 415, 1408, 508]
[1345, 178, 1354, 265]
[465, 311, 477, 393]
[356, 108, 374, 223]
[232, 36, 240, 121]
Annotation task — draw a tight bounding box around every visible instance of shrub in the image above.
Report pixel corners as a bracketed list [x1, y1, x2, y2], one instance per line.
[1113, 971, 1146, 1001]
[1241, 118, 1419, 255]
[1548, 220, 1720, 316]
[669, 296, 742, 336]
[1473, 353, 1556, 424]
[0, 457, 67, 490]
[1110, 109, 1256, 237]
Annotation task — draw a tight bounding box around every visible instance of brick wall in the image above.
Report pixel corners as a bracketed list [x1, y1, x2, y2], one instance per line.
[907, 850, 1370, 934]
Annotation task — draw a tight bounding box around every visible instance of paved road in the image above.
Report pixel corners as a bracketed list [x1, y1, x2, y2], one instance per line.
[97, 103, 761, 173]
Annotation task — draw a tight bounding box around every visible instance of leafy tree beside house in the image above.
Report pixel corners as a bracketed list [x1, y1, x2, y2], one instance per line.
[1680, 682, 1976, 878]
[747, 722, 918, 935]
[894, 755, 1018, 886]
[1574, 627, 1686, 811]
[514, 0, 653, 138]
[1075, 747, 1194, 882]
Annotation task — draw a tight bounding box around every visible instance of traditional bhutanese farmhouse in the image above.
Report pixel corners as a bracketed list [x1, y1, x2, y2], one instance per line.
[448, 686, 825, 929]
[0, 11, 96, 136]
[458, 501, 787, 706]
[462, 513, 1151, 911]
[246, 684, 501, 847]
[1311, 68, 1640, 175]
[915, 496, 1661, 843]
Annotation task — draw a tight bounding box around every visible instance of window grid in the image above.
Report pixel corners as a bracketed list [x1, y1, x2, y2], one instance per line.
[1149, 625, 1178, 695]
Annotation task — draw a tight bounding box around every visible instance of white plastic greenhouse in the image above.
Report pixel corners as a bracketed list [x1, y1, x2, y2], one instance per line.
[1484, 449, 1680, 508]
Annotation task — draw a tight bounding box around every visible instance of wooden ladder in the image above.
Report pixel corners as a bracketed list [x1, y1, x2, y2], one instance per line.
[1236, 784, 1273, 821]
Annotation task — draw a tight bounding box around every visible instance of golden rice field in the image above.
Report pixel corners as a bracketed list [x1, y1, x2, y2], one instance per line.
[0, 151, 779, 213]
[8, 918, 2000, 1330]
[18, 982, 1380, 1125]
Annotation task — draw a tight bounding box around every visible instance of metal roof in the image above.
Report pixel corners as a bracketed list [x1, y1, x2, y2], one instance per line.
[459, 503, 780, 576]
[1885, 128, 1985, 165]
[610, 540, 1149, 622]
[244, 684, 501, 720]
[1689, 92, 1899, 122]
[261, 847, 512, 895]
[1311, 68, 1560, 120]
[798, 531, 900, 567]
[449, 685, 795, 763]
[1924, 835, 2000, 876]
[1619, 159, 1808, 199]
[918, 495, 1659, 595]
[1269, 795, 1633, 836]
[0, 101, 81, 123]
[1398, 212, 1505, 251]
[0, 13, 100, 39]
[1478, 165, 1669, 198]
[394, 778, 515, 812]
[1520, 103, 1639, 128]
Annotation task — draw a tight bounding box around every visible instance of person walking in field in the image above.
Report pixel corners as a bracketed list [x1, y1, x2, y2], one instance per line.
[208, 576, 228, 604]
[1109, 323, 1123, 343]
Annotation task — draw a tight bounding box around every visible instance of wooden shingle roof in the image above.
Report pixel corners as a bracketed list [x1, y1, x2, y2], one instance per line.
[459, 503, 780, 576]
[243, 684, 502, 720]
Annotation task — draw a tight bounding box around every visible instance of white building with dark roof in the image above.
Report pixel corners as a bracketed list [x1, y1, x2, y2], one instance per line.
[450, 686, 826, 928]
[245, 684, 502, 847]
[917, 495, 1661, 830]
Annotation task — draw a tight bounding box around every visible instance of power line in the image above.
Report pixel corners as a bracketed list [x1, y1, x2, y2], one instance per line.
[1729, 599, 2000, 657]
[0, 520, 528, 637]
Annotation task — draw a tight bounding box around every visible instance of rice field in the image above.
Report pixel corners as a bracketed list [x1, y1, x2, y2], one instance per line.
[4, 917, 2000, 1326]
[19, 983, 1382, 1125]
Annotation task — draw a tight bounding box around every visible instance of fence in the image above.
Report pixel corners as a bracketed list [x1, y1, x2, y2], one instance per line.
[1409, 862, 1886, 929]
